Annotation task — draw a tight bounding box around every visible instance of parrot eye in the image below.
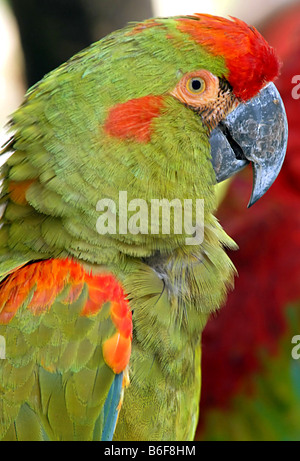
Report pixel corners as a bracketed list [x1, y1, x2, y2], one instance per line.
[187, 77, 206, 94]
[170, 69, 220, 108]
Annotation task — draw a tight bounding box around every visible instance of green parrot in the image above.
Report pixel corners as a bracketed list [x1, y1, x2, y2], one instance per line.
[0, 14, 287, 441]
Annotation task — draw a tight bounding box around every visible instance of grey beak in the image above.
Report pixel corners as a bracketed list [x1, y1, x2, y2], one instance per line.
[210, 82, 288, 207]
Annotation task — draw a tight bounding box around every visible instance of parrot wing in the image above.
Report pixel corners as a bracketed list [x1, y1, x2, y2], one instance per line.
[0, 257, 132, 441]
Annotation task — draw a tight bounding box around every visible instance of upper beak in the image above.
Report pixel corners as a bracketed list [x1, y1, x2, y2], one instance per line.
[209, 82, 288, 207]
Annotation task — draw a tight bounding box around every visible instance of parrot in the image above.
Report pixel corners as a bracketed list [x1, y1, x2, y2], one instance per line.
[0, 13, 287, 441]
[197, 3, 300, 441]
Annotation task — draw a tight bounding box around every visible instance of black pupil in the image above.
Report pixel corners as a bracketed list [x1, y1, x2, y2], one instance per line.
[191, 79, 202, 91]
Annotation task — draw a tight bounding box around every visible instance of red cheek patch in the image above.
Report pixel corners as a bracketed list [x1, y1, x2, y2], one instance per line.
[104, 95, 165, 143]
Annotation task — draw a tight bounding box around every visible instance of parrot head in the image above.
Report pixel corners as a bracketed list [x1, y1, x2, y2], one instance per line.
[101, 13, 287, 206]
[2, 13, 287, 263]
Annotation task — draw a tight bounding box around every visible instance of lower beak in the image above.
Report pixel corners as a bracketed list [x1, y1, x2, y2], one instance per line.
[209, 82, 288, 207]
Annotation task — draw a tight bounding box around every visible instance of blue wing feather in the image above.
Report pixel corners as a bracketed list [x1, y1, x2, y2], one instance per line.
[101, 372, 123, 441]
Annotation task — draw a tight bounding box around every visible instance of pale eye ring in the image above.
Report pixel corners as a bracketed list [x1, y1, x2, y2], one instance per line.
[187, 77, 206, 94]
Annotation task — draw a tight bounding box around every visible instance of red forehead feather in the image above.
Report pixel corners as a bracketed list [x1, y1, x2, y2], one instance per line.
[176, 14, 280, 101]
